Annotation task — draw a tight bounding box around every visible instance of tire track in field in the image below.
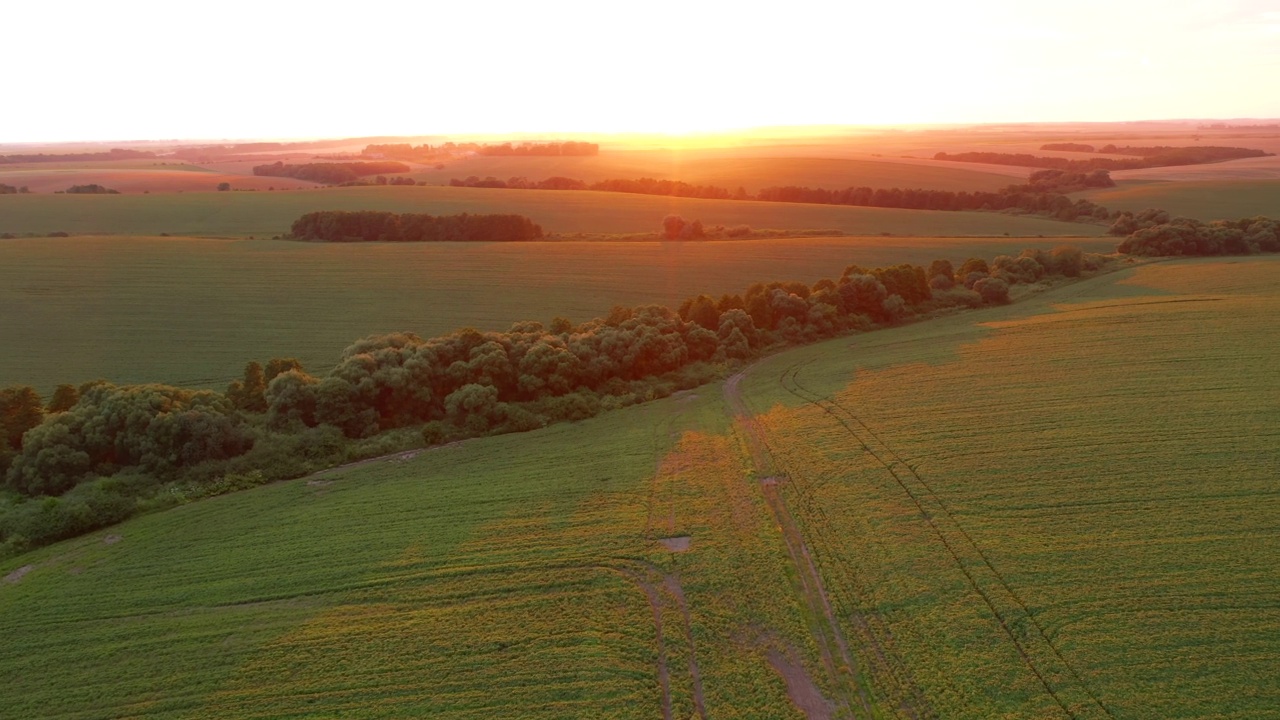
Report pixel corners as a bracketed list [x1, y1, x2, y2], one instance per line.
[606, 559, 707, 720]
[758, 362, 937, 720]
[781, 359, 1114, 719]
[725, 365, 872, 720]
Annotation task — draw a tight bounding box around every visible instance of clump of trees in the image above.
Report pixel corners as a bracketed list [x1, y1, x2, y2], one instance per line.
[252, 161, 411, 185]
[289, 211, 544, 242]
[62, 184, 119, 194]
[0, 184, 31, 194]
[1116, 216, 1280, 256]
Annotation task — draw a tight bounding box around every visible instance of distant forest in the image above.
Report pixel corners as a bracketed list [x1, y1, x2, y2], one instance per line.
[0, 148, 155, 164]
[937, 146, 1271, 171]
[252, 161, 411, 185]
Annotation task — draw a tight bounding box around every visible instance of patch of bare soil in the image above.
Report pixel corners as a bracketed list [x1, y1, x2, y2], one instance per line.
[103, 534, 122, 545]
[4, 565, 34, 584]
[658, 536, 691, 552]
[766, 647, 836, 720]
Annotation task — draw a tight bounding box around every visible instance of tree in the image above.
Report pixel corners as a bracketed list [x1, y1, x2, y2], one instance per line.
[216, 182, 231, 192]
[662, 215, 686, 240]
[1, 386, 44, 452]
[46, 385, 80, 413]
[226, 361, 268, 413]
[973, 277, 1010, 304]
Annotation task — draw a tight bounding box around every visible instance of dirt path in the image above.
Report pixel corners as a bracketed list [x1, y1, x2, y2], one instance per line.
[724, 364, 871, 719]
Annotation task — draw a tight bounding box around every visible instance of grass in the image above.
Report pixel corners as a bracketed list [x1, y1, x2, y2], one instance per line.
[0, 234, 1120, 394]
[0, 184, 1108, 238]
[0, 387, 817, 719]
[4, 256, 1276, 717]
[738, 255, 1280, 717]
[1080, 179, 1280, 221]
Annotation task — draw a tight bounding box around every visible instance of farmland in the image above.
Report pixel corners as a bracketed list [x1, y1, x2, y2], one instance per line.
[737, 256, 1280, 717]
[1081, 179, 1280, 221]
[3, 256, 1277, 717]
[0, 184, 1107, 238]
[0, 234, 1119, 393]
[406, 152, 1022, 193]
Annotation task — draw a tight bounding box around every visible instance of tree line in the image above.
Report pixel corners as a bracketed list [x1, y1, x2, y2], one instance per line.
[289, 211, 544, 242]
[0, 184, 31, 194]
[0, 148, 155, 164]
[936, 145, 1271, 171]
[365, 141, 598, 162]
[0, 242, 1107, 557]
[252, 161, 411, 185]
[448, 168, 1118, 223]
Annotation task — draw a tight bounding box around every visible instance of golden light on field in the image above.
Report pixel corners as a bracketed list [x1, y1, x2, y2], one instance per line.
[4, 0, 1280, 142]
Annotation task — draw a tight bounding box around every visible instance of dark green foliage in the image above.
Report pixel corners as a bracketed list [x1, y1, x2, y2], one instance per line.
[217, 182, 231, 192]
[1117, 216, 1280, 256]
[290, 211, 543, 243]
[64, 184, 119, 194]
[226, 361, 269, 413]
[1, 386, 44, 453]
[5, 384, 252, 496]
[264, 358, 305, 383]
[973, 277, 1011, 304]
[46, 384, 80, 413]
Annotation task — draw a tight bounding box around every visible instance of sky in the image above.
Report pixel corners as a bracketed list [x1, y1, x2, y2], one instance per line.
[5, 0, 1280, 143]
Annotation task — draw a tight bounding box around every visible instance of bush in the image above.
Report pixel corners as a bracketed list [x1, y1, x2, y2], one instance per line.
[973, 277, 1010, 304]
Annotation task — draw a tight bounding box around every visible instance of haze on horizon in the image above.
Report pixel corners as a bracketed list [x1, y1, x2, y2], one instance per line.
[7, 0, 1280, 144]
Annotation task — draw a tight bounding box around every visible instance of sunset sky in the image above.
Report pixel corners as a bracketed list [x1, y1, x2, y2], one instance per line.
[7, 0, 1280, 143]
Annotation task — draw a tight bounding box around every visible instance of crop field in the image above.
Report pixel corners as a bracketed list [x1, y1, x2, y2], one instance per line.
[0, 234, 1119, 393]
[0, 384, 825, 719]
[0, 184, 1107, 238]
[1081, 179, 1280, 221]
[4, 256, 1275, 718]
[737, 255, 1280, 717]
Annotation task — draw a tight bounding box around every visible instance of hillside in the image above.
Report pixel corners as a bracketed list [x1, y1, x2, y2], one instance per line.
[4, 256, 1276, 717]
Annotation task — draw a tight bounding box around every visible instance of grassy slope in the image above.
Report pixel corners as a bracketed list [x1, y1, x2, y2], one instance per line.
[1080, 179, 1280, 221]
[0, 185, 1105, 238]
[4, 257, 1277, 717]
[0, 234, 1120, 393]
[740, 256, 1280, 717]
[0, 387, 817, 719]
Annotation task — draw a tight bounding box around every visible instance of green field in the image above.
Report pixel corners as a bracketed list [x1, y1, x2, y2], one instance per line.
[0, 234, 1120, 393]
[0, 184, 1106, 238]
[1081, 179, 1280, 221]
[4, 256, 1276, 717]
